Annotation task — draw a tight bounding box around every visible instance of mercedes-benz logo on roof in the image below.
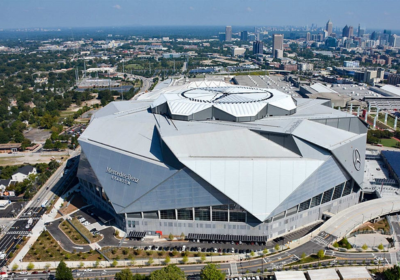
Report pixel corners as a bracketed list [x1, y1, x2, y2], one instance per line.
[353, 149, 361, 171]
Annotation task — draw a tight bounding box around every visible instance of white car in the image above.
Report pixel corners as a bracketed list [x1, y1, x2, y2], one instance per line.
[19, 271, 28, 275]
[84, 269, 92, 272]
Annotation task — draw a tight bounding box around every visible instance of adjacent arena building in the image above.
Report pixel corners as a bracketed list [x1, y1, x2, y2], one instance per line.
[77, 80, 368, 239]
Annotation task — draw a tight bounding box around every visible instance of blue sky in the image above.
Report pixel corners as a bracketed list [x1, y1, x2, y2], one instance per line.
[0, 0, 398, 30]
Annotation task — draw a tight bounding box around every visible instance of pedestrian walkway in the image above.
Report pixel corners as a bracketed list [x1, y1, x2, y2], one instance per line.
[230, 262, 238, 276]
[12, 253, 239, 270]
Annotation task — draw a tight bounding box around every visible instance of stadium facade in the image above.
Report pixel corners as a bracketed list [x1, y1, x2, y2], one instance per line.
[77, 81, 367, 239]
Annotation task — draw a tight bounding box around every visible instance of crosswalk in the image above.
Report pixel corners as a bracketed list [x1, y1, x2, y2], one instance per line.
[310, 236, 330, 247]
[6, 231, 30, 235]
[325, 250, 335, 256]
[230, 262, 238, 276]
[390, 252, 398, 265]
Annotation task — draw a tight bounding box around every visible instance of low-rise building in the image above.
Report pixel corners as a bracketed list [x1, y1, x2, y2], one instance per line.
[11, 166, 37, 183]
[343, 61, 360, 68]
[232, 47, 246, 57]
[337, 267, 372, 280]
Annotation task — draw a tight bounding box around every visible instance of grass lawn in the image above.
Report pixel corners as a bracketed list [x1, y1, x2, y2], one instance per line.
[70, 218, 103, 243]
[23, 231, 102, 262]
[289, 255, 334, 265]
[380, 138, 400, 148]
[234, 71, 270, 76]
[377, 113, 399, 130]
[7, 237, 29, 266]
[59, 220, 88, 245]
[125, 64, 144, 70]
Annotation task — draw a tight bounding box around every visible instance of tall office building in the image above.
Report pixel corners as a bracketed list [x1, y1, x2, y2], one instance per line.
[225, 26, 232, 42]
[240, 31, 248, 41]
[306, 32, 311, 42]
[349, 26, 354, 38]
[273, 34, 284, 54]
[253, 41, 263, 55]
[326, 20, 333, 36]
[342, 25, 350, 37]
[357, 24, 365, 37]
[219, 32, 226, 42]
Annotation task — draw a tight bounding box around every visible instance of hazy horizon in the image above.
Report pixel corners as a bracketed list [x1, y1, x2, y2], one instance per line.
[1, 0, 399, 31]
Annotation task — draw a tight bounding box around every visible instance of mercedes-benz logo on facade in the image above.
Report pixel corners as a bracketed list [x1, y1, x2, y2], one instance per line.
[353, 149, 361, 171]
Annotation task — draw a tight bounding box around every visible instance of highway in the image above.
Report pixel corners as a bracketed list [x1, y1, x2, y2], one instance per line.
[115, 72, 153, 100]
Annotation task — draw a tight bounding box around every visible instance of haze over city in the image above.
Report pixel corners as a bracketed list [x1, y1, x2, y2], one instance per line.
[0, 0, 399, 29]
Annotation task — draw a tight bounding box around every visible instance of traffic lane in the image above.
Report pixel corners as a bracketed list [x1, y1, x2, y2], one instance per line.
[46, 221, 91, 253]
[97, 227, 119, 247]
[0, 235, 17, 251]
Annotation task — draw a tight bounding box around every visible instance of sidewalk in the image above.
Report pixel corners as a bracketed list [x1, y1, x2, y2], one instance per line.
[9, 186, 74, 270]
[12, 252, 259, 270]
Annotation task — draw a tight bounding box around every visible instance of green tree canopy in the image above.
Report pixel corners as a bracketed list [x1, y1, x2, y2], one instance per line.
[200, 264, 225, 280]
[149, 264, 185, 280]
[115, 268, 134, 280]
[317, 249, 325, 259]
[55, 260, 73, 280]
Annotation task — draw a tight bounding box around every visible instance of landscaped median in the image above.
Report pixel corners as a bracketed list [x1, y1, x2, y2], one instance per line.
[60, 217, 103, 244]
[23, 231, 102, 262]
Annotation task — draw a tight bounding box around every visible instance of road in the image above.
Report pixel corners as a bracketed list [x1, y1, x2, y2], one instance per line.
[0, 150, 81, 269]
[4, 230, 392, 279]
[114, 72, 153, 100]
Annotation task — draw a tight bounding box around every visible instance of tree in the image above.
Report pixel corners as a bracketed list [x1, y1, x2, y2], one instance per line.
[301, 253, 306, 260]
[333, 242, 339, 248]
[43, 139, 53, 150]
[182, 255, 189, 264]
[199, 264, 225, 280]
[180, 232, 185, 240]
[41, 113, 58, 129]
[263, 248, 269, 256]
[27, 262, 35, 270]
[55, 260, 73, 280]
[250, 251, 255, 257]
[362, 244, 368, 250]
[94, 260, 100, 268]
[128, 256, 136, 266]
[79, 261, 84, 268]
[148, 257, 154, 266]
[149, 264, 185, 280]
[317, 249, 325, 260]
[115, 268, 133, 280]
[168, 233, 174, 241]
[164, 255, 171, 265]
[378, 243, 384, 250]
[111, 260, 118, 267]
[200, 253, 206, 263]
[274, 244, 280, 251]
[12, 264, 18, 271]
[45, 263, 51, 270]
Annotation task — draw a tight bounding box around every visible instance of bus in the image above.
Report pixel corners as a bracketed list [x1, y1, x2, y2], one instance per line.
[41, 200, 48, 208]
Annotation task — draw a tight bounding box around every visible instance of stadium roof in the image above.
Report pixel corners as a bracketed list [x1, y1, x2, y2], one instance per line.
[81, 83, 367, 221]
[150, 82, 297, 121]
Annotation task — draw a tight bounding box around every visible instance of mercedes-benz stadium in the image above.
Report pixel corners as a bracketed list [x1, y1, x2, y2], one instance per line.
[77, 80, 367, 240]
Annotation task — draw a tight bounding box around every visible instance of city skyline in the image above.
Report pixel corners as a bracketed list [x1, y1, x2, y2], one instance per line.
[0, 0, 399, 30]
